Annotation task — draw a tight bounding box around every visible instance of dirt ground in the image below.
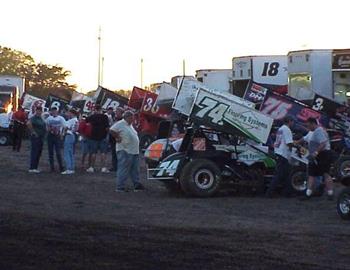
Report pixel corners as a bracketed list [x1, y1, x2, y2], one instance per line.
[0, 140, 350, 270]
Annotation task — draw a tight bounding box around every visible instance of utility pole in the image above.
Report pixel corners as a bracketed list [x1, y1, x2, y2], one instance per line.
[140, 58, 144, 88]
[182, 59, 186, 76]
[101, 57, 105, 86]
[97, 26, 102, 86]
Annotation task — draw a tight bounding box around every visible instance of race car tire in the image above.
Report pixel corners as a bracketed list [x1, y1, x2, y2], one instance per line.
[337, 187, 350, 220]
[180, 159, 221, 198]
[335, 156, 350, 179]
[0, 132, 10, 146]
[290, 167, 307, 194]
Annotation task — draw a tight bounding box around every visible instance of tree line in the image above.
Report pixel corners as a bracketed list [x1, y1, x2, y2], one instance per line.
[0, 46, 77, 100]
[0, 46, 132, 101]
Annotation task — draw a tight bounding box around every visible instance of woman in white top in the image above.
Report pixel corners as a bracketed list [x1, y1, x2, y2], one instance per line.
[62, 109, 79, 175]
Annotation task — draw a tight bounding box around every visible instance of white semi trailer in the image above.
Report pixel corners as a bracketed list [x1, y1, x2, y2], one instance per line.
[0, 75, 26, 145]
[288, 49, 350, 104]
[0, 75, 25, 98]
[231, 55, 288, 97]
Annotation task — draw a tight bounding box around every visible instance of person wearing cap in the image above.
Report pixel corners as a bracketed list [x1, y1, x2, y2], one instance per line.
[27, 107, 46, 173]
[61, 109, 79, 175]
[110, 110, 144, 192]
[46, 106, 66, 172]
[266, 115, 295, 198]
[105, 107, 115, 126]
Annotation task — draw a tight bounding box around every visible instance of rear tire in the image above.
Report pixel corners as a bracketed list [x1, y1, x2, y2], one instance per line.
[335, 156, 350, 179]
[0, 132, 10, 146]
[337, 187, 350, 220]
[180, 159, 221, 197]
[290, 167, 307, 194]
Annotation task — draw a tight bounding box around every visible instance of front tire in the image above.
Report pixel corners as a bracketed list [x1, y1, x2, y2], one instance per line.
[180, 159, 221, 197]
[337, 187, 350, 220]
[290, 167, 307, 194]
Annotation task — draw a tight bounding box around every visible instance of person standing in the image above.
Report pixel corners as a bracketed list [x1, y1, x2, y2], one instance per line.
[266, 115, 295, 198]
[77, 114, 91, 169]
[27, 107, 46, 173]
[11, 107, 27, 152]
[109, 107, 124, 172]
[106, 107, 115, 126]
[110, 111, 144, 192]
[62, 109, 79, 175]
[303, 117, 334, 200]
[86, 104, 110, 173]
[46, 107, 66, 172]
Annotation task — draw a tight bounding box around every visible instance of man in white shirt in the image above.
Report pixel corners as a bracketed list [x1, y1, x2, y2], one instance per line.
[110, 111, 144, 192]
[266, 115, 295, 198]
[46, 107, 66, 172]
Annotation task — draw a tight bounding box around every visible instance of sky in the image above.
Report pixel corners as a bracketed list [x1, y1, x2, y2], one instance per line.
[1, 0, 349, 92]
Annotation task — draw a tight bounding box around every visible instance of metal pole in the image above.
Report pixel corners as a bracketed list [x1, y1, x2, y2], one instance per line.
[97, 26, 102, 86]
[141, 58, 144, 88]
[183, 59, 186, 76]
[101, 57, 104, 86]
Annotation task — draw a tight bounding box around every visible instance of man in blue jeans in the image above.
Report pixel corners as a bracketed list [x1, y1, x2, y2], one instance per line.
[27, 106, 46, 173]
[110, 110, 144, 192]
[62, 109, 79, 175]
[46, 107, 66, 172]
[266, 115, 295, 198]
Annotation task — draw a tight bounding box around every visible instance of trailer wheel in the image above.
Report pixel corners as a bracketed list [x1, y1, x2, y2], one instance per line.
[337, 187, 350, 220]
[290, 167, 307, 194]
[180, 159, 221, 197]
[335, 156, 350, 178]
[0, 132, 10, 146]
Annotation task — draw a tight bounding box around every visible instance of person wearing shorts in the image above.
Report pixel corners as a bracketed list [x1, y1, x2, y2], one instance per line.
[88, 138, 109, 156]
[304, 117, 334, 200]
[86, 105, 110, 173]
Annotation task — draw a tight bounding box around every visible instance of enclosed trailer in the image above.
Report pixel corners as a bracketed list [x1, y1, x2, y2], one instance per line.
[287, 49, 333, 103]
[232, 55, 288, 97]
[332, 49, 350, 104]
[195, 69, 231, 92]
[0, 75, 25, 99]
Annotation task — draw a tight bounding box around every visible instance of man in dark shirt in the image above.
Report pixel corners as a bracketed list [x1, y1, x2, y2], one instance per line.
[86, 104, 110, 173]
[27, 106, 46, 173]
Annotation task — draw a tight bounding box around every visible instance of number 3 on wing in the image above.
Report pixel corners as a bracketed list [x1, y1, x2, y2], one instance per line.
[196, 97, 228, 125]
